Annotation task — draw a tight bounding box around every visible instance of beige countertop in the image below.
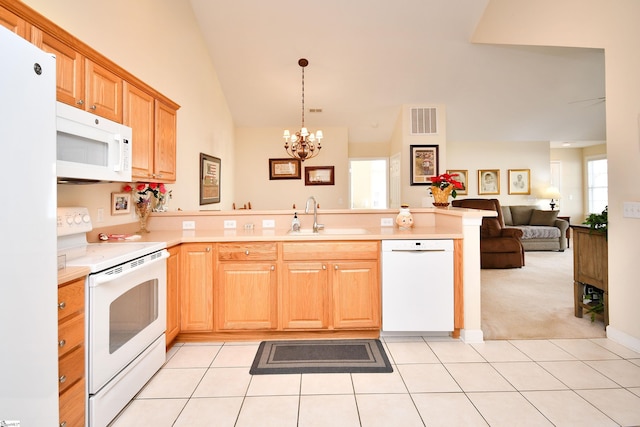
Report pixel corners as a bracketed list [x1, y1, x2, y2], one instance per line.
[58, 266, 91, 285]
[111, 225, 464, 247]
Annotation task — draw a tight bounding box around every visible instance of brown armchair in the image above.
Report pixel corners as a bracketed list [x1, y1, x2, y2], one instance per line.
[451, 198, 525, 269]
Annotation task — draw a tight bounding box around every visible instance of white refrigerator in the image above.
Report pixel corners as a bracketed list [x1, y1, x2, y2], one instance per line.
[0, 27, 59, 425]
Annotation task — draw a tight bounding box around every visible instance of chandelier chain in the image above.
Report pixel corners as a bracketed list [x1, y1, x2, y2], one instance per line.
[301, 65, 305, 127]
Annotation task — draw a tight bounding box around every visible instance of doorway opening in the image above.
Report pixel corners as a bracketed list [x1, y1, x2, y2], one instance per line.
[349, 158, 388, 209]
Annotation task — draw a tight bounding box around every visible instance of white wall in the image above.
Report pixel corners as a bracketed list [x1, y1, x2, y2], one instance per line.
[234, 126, 349, 210]
[474, 0, 640, 349]
[26, 0, 236, 227]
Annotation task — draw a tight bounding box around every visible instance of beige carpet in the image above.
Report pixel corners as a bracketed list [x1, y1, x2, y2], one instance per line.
[481, 248, 607, 340]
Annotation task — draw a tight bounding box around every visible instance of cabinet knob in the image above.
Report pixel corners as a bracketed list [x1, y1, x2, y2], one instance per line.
[58, 301, 66, 310]
[76, 99, 84, 105]
[59, 375, 66, 384]
[206, 247, 211, 252]
[60, 422, 67, 427]
[245, 250, 250, 255]
[59, 339, 66, 348]
[271, 265, 275, 271]
[334, 265, 339, 270]
[322, 265, 327, 270]
[90, 105, 97, 110]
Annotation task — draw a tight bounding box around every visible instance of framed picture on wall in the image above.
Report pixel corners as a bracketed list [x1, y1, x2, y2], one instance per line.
[269, 158, 301, 180]
[508, 169, 531, 195]
[305, 166, 335, 185]
[410, 145, 439, 185]
[200, 153, 221, 205]
[446, 170, 468, 195]
[478, 169, 500, 195]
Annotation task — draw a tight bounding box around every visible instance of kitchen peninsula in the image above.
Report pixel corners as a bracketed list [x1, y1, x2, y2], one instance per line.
[93, 207, 488, 344]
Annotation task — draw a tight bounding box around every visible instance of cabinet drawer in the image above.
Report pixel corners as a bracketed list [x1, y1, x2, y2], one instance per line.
[283, 241, 379, 261]
[58, 314, 84, 358]
[58, 346, 84, 394]
[58, 279, 84, 322]
[59, 377, 85, 427]
[218, 242, 277, 261]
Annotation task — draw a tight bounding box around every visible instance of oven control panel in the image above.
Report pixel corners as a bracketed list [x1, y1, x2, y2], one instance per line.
[57, 207, 93, 236]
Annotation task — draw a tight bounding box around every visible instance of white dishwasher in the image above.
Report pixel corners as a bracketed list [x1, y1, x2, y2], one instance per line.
[381, 239, 454, 332]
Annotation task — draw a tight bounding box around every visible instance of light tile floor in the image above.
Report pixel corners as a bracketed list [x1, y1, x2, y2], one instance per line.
[110, 337, 640, 427]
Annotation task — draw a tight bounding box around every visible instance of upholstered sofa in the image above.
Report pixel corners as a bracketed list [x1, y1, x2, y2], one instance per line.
[501, 205, 569, 251]
[451, 198, 525, 269]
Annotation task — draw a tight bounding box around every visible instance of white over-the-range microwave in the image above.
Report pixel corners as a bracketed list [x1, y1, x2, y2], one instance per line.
[56, 101, 132, 183]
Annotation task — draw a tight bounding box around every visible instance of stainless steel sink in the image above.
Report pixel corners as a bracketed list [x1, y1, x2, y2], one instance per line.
[287, 228, 370, 235]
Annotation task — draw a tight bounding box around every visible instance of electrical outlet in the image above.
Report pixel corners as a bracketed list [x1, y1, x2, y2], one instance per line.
[96, 208, 104, 223]
[380, 217, 394, 226]
[224, 220, 237, 229]
[182, 220, 195, 230]
[262, 219, 275, 228]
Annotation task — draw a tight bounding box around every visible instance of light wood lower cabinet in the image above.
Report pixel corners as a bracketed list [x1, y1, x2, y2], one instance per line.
[282, 242, 381, 331]
[281, 262, 330, 329]
[180, 243, 214, 332]
[177, 240, 382, 339]
[58, 277, 85, 427]
[166, 245, 180, 346]
[216, 243, 278, 330]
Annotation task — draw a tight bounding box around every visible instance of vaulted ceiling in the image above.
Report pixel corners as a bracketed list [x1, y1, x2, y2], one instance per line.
[190, 0, 605, 147]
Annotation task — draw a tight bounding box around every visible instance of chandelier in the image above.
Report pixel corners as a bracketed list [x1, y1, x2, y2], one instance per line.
[283, 58, 323, 161]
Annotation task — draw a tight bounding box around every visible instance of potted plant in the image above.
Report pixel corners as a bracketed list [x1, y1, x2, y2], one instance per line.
[583, 206, 608, 235]
[429, 173, 464, 207]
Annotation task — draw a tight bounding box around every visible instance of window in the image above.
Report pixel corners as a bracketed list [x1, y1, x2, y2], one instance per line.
[587, 157, 607, 213]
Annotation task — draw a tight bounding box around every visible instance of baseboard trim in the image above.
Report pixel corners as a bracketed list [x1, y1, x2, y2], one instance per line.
[606, 326, 640, 353]
[460, 328, 484, 343]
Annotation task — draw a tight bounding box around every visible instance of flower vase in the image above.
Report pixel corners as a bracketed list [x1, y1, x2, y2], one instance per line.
[431, 186, 454, 207]
[135, 199, 152, 233]
[395, 205, 414, 229]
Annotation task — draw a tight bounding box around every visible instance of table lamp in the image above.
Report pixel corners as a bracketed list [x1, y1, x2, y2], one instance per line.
[544, 186, 561, 210]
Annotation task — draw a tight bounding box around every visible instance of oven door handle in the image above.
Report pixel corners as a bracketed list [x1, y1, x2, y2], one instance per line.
[90, 249, 169, 286]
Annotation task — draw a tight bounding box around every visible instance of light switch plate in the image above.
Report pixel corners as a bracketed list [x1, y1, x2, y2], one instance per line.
[182, 220, 195, 230]
[224, 220, 237, 229]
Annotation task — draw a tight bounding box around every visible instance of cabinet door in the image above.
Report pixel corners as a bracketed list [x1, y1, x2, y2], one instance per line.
[153, 100, 177, 181]
[165, 245, 180, 345]
[180, 243, 214, 332]
[32, 27, 84, 108]
[216, 262, 277, 330]
[332, 261, 380, 329]
[124, 82, 155, 180]
[0, 7, 29, 39]
[282, 262, 329, 329]
[85, 59, 122, 122]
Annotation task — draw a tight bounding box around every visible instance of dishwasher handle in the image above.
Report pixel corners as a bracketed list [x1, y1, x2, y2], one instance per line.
[389, 248, 449, 253]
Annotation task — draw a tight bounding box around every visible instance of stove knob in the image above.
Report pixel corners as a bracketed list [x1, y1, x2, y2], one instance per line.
[66, 216, 74, 225]
[74, 215, 82, 224]
[82, 214, 90, 223]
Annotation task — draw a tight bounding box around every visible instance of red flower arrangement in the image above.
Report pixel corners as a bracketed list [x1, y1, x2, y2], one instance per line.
[429, 173, 464, 199]
[123, 182, 168, 205]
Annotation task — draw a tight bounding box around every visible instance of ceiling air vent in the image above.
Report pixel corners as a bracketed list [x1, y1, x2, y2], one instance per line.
[410, 107, 437, 135]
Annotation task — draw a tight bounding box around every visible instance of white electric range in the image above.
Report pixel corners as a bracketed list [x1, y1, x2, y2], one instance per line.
[57, 207, 168, 427]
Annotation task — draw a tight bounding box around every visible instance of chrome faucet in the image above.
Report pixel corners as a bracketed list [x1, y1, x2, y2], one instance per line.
[305, 196, 323, 232]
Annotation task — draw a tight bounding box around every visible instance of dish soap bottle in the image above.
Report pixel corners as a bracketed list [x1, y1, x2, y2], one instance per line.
[291, 212, 301, 231]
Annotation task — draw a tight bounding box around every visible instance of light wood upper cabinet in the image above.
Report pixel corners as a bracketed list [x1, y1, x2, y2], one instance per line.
[180, 243, 214, 332]
[165, 245, 180, 346]
[85, 59, 122, 122]
[216, 243, 278, 330]
[124, 82, 155, 178]
[0, 6, 30, 39]
[152, 100, 177, 182]
[31, 27, 84, 108]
